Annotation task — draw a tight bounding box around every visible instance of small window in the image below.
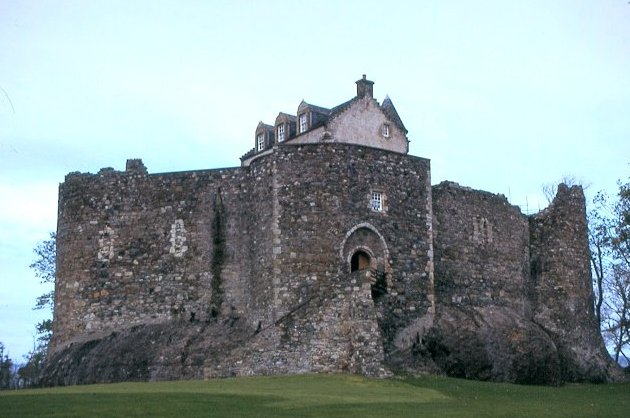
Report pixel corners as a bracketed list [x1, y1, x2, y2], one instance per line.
[299, 113, 308, 133]
[277, 124, 285, 142]
[371, 192, 383, 212]
[257, 134, 265, 151]
[382, 123, 390, 138]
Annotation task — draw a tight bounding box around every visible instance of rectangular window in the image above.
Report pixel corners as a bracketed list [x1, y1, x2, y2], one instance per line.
[277, 124, 285, 142]
[257, 134, 265, 151]
[299, 113, 308, 133]
[382, 123, 390, 138]
[371, 192, 383, 212]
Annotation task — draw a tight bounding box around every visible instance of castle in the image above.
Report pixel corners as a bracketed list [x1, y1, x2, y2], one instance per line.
[45, 76, 619, 385]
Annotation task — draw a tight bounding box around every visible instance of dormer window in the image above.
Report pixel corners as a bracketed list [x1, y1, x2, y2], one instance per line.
[299, 113, 308, 133]
[257, 134, 265, 151]
[382, 123, 390, 138]
[274, 113, 297, 143]
[253, 122, 274, 154]
[277, 124, 285, 142]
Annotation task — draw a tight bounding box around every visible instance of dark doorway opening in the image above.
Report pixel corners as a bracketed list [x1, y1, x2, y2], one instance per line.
[351, 250, 371, 272]
[371, 272, 387, 301]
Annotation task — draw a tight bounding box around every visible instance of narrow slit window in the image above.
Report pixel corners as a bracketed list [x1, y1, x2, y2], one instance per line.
[382, 123, 390, 138]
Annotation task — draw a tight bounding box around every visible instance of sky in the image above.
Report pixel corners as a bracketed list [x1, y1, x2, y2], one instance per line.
[1, 0, 629, 361]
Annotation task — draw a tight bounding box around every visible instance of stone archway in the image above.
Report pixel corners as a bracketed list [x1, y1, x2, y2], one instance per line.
[341, 223, 391, 300]
[341, 223, 389, 273]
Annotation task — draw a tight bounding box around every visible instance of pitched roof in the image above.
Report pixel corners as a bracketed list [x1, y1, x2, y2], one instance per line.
[256, 121, 274, 131]
[298, 100, 331, 116]
[381, 95, 407, 134]
[329, 97, 357, 119]
[296, 101, 332, 131]
[245, 78, 409, 163]
[275, 112, 297, 122]
[327, 95, 407, 135]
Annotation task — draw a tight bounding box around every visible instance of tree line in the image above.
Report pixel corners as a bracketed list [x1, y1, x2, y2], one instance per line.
[590, 177, 630, 365]
[0, 232, 54, 389]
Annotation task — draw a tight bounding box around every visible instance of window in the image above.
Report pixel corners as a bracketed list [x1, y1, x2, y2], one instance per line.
[299, 113, 308, 133]
[382, 123, 390, 138]
[277, 124, 285, 142]
[257, 134, 265, 151]
[371, 192, 383, 212]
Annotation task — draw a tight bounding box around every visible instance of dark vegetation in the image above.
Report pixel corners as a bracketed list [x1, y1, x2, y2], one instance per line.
[589, 175, 630, 364]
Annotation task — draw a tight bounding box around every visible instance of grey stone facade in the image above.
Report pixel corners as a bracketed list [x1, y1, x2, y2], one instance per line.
[44, 77, 620, 386]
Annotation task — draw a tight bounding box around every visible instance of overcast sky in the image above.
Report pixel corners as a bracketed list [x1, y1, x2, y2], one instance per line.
[1, 0, 629, 360]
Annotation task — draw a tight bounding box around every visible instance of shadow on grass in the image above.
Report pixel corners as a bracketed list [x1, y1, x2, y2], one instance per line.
[0, 393, 279, 418]
[0, 393, 437, 418]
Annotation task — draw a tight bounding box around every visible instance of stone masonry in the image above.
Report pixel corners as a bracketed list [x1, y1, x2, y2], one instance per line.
[43, 76, 621, 386]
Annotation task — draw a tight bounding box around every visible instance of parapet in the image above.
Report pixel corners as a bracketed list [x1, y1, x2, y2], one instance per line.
[125, 159, 148, 175]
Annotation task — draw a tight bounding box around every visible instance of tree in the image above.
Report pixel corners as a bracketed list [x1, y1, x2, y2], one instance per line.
[0, 342, 15, 390]
[17, 348, 46, 388]
[18, 232, 57, 387]
[29, 232, 56, 350]
[590, 191, 613, 327]
[589, 175, 630, 365]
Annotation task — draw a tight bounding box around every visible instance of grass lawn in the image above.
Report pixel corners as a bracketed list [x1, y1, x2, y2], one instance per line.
[1, 374, 628, 417]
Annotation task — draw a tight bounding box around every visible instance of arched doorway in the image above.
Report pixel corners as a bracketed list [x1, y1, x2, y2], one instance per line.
[350, 250, 371, 272]
[341, 223, 389, 274]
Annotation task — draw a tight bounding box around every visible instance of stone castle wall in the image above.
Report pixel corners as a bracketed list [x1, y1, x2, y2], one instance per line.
[52, 144, 434, 370]
[432, 181, 530, 313]
[529, 184, 615, 381]
[53, 162, 253, 349]
[426, 182, 618, 383]
[266, 144, 434, 359]
[48, 144, 619, 385]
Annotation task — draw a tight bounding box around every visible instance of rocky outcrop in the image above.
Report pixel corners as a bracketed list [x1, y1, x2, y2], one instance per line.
[42, 274, 390, 386]
[423, 306, 561, 384]
[41, 318, 253, 386]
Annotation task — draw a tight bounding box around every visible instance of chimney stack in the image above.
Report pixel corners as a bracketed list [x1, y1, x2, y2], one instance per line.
[355, 74, 374, 99]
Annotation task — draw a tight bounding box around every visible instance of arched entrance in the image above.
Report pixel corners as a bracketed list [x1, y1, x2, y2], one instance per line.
[341, 223, 391, 301]
[350, 250, 371, 272]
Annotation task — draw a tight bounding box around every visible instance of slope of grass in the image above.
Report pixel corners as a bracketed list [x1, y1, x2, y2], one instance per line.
[1, 374, 628, 417]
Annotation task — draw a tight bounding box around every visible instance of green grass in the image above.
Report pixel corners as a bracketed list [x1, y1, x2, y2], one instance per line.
[1, 374, 629, 417]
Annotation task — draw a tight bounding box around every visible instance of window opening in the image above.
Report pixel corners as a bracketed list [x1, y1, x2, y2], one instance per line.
[257, 134, 265, 151]
[277, 124, 285, 142]
[299, 113, 308, 133]
[382, 123, 390, 138]
[371, 192, 383, 212]
[351, 250, 371, 272]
